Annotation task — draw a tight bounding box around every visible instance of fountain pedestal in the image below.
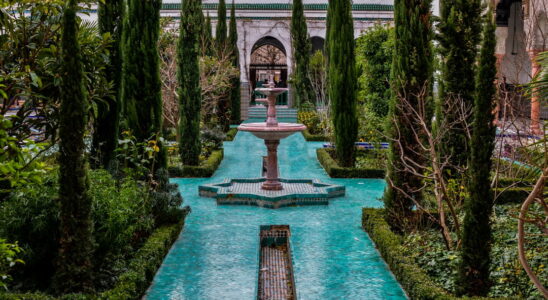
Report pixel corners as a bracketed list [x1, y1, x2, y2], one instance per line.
[263, 140, 282, 190]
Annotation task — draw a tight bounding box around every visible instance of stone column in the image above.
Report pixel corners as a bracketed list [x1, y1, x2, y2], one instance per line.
[528, 50, 542, 135]
[262, 140, 282, 190]
[494, 26, 508, 125]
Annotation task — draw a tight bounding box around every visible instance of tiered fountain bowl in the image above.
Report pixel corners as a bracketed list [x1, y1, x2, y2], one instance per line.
[198, 79, 345, 209]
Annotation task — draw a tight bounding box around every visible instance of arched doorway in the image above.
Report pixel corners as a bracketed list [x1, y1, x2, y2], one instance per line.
[250, 36, 288, 105]
[310, 36, 325, 53]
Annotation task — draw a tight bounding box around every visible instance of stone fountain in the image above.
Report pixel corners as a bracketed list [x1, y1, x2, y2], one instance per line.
[199, 77, 345, 209]
[238, 79, 306, 190]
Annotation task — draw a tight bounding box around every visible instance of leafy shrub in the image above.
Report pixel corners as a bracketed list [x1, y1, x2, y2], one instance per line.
[298, 110, 322, 134]
[0, 170, 159, 291]
[0, 239, 23, 291]
[150, 169, 184, 225]
[200, 127, 225, 159]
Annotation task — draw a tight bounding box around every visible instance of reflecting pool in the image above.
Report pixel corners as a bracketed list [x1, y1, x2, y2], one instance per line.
[145, 129, 407, 300]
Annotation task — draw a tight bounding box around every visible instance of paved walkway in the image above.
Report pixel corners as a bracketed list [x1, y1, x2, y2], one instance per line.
[145, 129, 407, 300]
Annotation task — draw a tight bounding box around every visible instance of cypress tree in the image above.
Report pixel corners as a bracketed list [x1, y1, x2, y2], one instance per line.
[54, 0, 93, 293]
[92, 0, 124, 169]
[215, 0, 230, 131]
[215, 0, 227, 56]
[290, 0, 315, 107]
[458, 11, 497, 297]
[383, 0, 433, 230]
[228, 1, 241, 123]
[437, 0, 482, 175]
[121, 0, 166, 168]
[327, 0, 358, 167]
[202, 12, 214, 56]
[178, 0, 202, 165]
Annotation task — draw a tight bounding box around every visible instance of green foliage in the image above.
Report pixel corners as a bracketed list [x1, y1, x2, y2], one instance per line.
[99, 217, 188, 300]
[121, 0, 165, 168]
[458, 13, 498, 296]
[394, 204, 546, 299]
[224, 128, 239, 141]
[362, 208, 454, 299]
[0, 168, 178, 293]
[168, 149, 224, 178]
[0, 1, 112, 144]
[301, 129, 329, 142]
[115, 131, 163, 179]
[0, 210, 189, 300]
[215, 0, 227, 56]
[437, 0, 482, 174]
[357, 103, 384, 144]
[55, 0, 93, 292]
[228, 1, 241, 123]
[326, 0, 358, 167]
[317, 148, 385, 178]
[92, 0, 125, 169]
[201, 12, 214, 56]
[0, 239, 23, 291]
[290, 0, 314, 107]
[308, 50, 328, 107]
[384, 0, 433, 230]
[178, 0, 202, 166]
[0, 116, 48, 201]
[355, 24, 394, 117]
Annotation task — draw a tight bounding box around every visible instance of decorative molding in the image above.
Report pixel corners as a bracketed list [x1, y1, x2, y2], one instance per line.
[161, 3, 394, 11]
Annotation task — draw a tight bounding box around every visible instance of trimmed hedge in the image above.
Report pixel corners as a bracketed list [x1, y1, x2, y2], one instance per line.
[302, 129, 329, 141]
[317, 148, 385, 178]
[0, 207, 190, 300]
[362, 208, 515, 300]
[168, 149, 224, 177]
[224, 128, 238, 141]
[494, 186, 547, 205]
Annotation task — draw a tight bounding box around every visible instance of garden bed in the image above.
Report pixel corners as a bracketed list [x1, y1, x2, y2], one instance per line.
[168, 149, 224, 178]
[362, 207, 544, 299]
[316, 148, 385, 178]
[0, 208, 190, 300]
[302, 129, 329, 142]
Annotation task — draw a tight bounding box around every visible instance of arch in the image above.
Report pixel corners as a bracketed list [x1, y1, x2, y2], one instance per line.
[310, 36, 325, 53]
[250, 36, 289, 105]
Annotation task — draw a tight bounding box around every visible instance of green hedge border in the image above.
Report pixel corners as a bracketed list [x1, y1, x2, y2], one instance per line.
[316, 148, 385, 178]
[224, 128, 238, 141]
[362, 208, 514, 300]
[168, 149, 224, 178]
[302, 129, 329, 142]
[0, 208, 190, 300]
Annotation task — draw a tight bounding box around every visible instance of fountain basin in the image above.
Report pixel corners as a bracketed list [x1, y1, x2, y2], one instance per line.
[238, 122, 306, 140]
[255, 87, 288, 98]
[199, 178, 346, 209]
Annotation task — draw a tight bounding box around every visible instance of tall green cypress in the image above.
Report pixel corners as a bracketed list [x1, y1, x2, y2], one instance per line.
[437, 0, 482, 175]
[203, 12, 214, 56]
[121, 0, 166, 168]
[458, 11, 497, 297]
[54, 0, 93, 293]
[178, 0, 202, 166]
[92, 0, 124, 169]
[291, 0, 314, 107]
[215, 0, 227, 56]
[383, 0, 433, 230]
[327, 0, 358, 167]
[228, 1, 241, 123]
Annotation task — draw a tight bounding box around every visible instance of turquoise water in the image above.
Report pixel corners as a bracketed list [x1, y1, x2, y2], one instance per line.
[145, 130, 407, 300]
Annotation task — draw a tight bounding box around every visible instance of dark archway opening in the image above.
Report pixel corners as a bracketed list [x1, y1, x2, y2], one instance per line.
[310, 36, 325, 53]
[250, 36, 288, 105]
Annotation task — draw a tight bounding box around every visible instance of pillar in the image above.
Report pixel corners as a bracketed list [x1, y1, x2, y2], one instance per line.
[528, 50, 542, 135]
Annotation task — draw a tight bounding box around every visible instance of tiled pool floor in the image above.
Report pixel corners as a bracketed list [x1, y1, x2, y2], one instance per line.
[145, 130, 407, 300]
